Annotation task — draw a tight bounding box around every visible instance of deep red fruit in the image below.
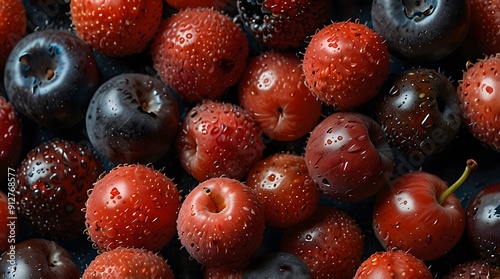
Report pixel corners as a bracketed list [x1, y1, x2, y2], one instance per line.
[236, 0, 332, 49]
[175, 100, 264, 182]
[354, 250, 433, 278]
[372, 163, 473, 261]
[0, 96, 22, 180]
[177, 177, 266, 268]
[280, 206, 364, 279]
[246, 153, 320, 228]
[238, 50, 322, 141]
[0, 0, 26, 72]
[15, 139, 103, 238]
[304, 111, 394, 202]
[457, 54, 500, 150]
[302, 21, 390, 110]
[70, 0, 163, 56]
[82, 247, 175, 278]
[442, 259, 500, 279]
[85, 164, 180, 252]
[460, 0, 500, 57]
[152, 8, 249, 103]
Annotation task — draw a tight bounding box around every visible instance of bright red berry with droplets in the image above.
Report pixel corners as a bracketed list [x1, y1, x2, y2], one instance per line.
[85, 164, 180, 252]
[0, 0, 26, 72]
[151, 8, 249, 103]
[354, 250, 433, 279]
[15, 139, 104, 238]
[0, 96, 22, 181]
[457, 54, 500, 150]
[246, 153, 320, 228]
[82, 247, 175, 278]
[280, 206, 365, 279]
[175, 99, 264, 182]
[70, 0, 163, 56]
[302, 21, 390, 111]
[238, 50, 322, 141]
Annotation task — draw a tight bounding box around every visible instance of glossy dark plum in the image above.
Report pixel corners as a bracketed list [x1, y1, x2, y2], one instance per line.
[242, 252, 312, 279]
[15, 139, 104, 238]
[236, 0, 332, 49]
[371, 0, 470, 61]
[466, 183, 500, 263]
[4, 29, 99, 128]
[86, 73, 180, 165]
[0, 238, 81, 278]
[376, 68, 462, 164]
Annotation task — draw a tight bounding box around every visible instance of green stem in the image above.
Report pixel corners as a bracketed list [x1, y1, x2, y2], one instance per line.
[438, 159, 478, 205]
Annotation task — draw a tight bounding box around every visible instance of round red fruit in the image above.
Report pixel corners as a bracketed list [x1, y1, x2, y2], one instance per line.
[239, 50, 322, 141]
[457, 54, 500, 150]
[177, 177, 266, 268]
[152, 8, 249, 103]
[354, 250, 433, 279]
[0, 96, 22, 180]
[302, 21, 390, 110]
[0, 0, 26, 72]
[82, 247, 174, 278]
[175, 100, 264, 182]
[280, 206, 365, 279]
[305, 111, 394, 202]
[460, 0, 500, 57]
[70, 0, 163, 56]
[85, 164, 180, 252]
[246, 153, 320, 228]
[15, 139, 103, 238]
[372, 160, 477, 261]
[165, 0, 228, 10]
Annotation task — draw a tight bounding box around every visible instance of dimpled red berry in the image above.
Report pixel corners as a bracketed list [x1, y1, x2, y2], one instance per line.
[302, 21, 390, 110]
[152, 8, 249, 103]
[457, 54, 500, 150]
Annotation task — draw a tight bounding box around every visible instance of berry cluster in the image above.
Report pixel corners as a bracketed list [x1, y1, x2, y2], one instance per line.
[0, 0, 499, 278]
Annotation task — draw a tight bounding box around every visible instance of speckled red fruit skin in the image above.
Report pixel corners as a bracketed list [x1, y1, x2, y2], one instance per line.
[82, 247, 175, 278]
[0, 0, 26, 72]
[373, 171, 466, 262]
[246, 153, 320, 228]
[0, 96, 22, 180]
[15, 139, 103, 238]
[354, 250, 433, 279]
[461, 0, 500, 57]
[304, 111, 394, 202]
[238, 50, 322, 141]
[70, 0, 162, 56]
[175, 100, 264, 182]
[176, 177, 266, 268]
[280, 206, 365, 279]
[151, 8, 249, 103]
[85, 164, 180, 252]
[302, 21, 390, 110]
[457, 54, 500, 150]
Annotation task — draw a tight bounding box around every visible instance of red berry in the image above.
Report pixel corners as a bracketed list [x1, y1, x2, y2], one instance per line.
[461, 0, 500, 57]
[280, 206, 365, 279]
[82, 247, 174, 278]
[70, 0, 163, 56]
[0, 96, 22, 180]
[354, 250, 433, 279]
[302, 21, 390, 110]
[175, 99, 264, 182]
[15, 139, 104, 238]
[238, 50, 322, 141]
[0, 0, 26, 72]
[177, 177, 265, 268]
[85, 164, 180, 252]
[152, 8, 249, 103]
[246, 153, 320, 228]
[457, 54, 500, 150]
